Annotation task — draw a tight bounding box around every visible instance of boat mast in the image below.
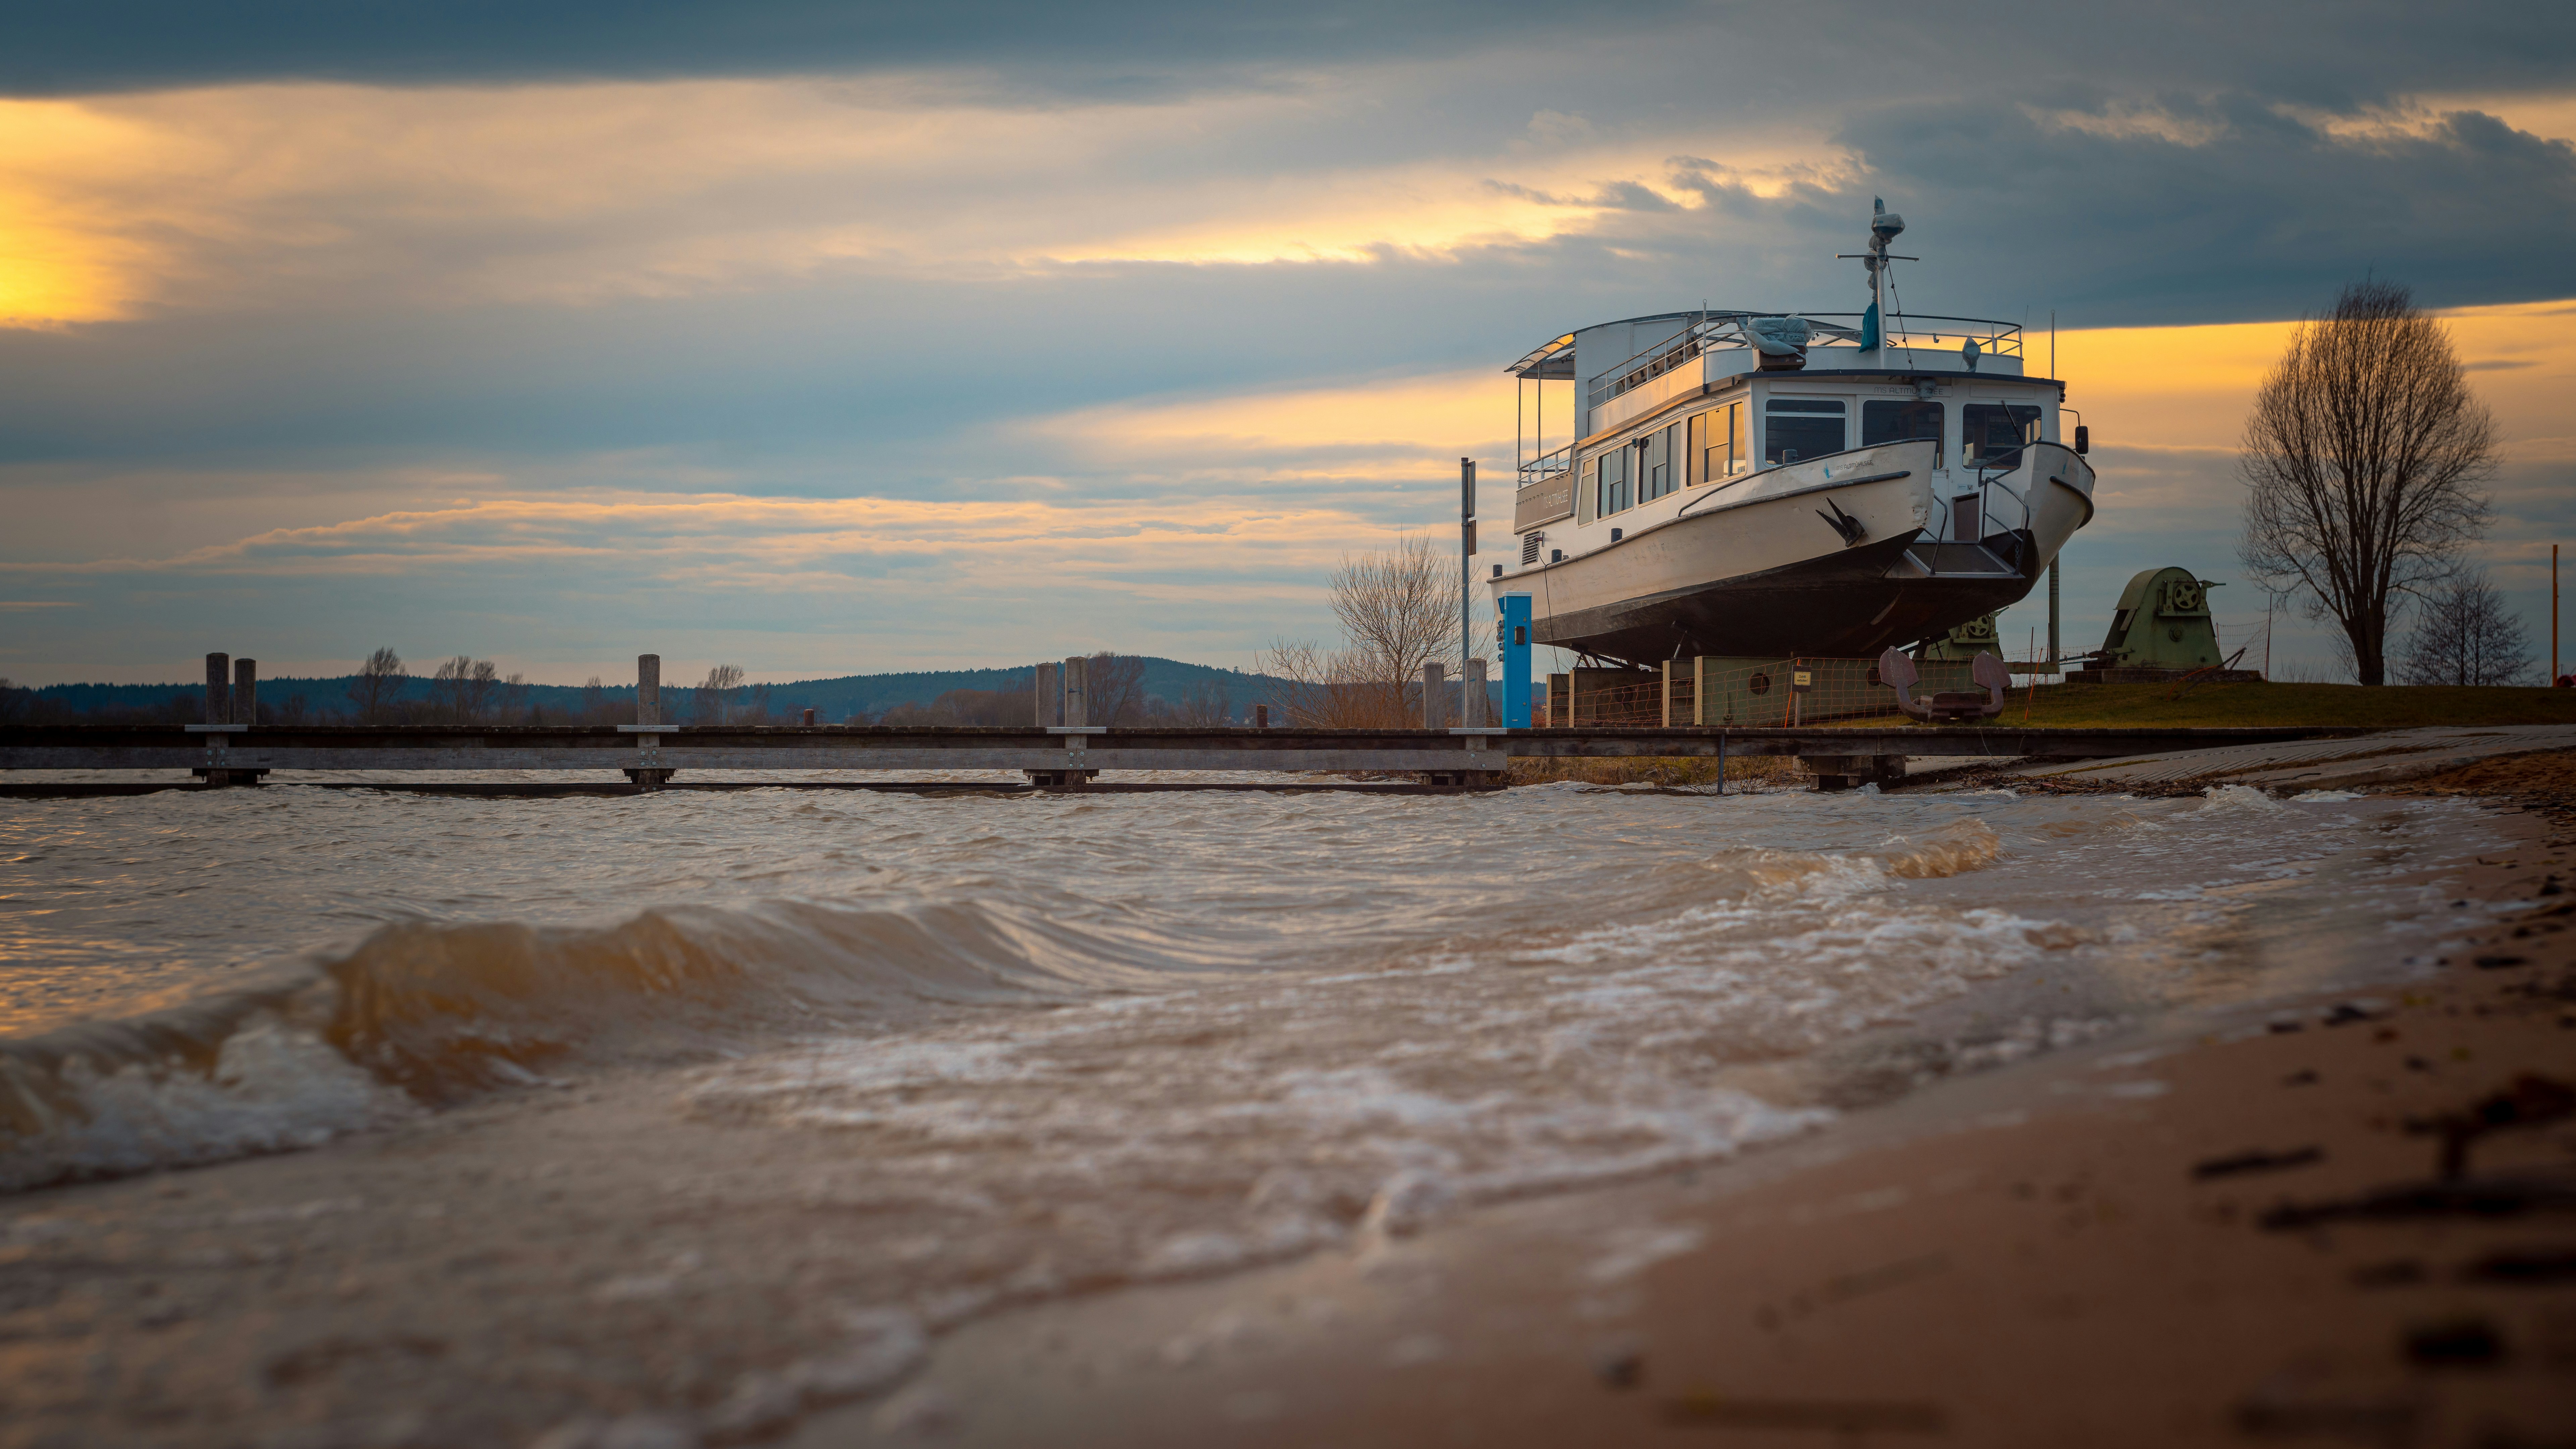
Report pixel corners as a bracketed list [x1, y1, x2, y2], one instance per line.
[1843, 200, 1911, 355]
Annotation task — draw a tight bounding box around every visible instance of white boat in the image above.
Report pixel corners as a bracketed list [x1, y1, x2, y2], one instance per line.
[1491, 203, 2095, 664]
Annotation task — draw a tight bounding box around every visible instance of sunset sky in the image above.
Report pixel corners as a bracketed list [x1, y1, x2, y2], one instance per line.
[3, 3, 2572, 686]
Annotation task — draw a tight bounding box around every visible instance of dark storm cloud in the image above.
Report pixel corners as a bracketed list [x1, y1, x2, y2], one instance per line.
[0, 0, 1658, 97]
[1483, 95, 2576, 327]
[11, 0, 2569, 103]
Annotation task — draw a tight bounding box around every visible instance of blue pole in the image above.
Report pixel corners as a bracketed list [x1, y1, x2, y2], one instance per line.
[1498, 593, 1534, 727]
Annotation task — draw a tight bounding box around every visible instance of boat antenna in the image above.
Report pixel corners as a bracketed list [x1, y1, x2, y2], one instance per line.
[1838, 199, 1915, 355]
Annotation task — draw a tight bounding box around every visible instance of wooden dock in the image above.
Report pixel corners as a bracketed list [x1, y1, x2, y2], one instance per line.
[0, 722, 2363, 797]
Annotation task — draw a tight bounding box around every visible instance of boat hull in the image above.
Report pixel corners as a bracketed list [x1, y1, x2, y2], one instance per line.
[1499, 439, 2093, 664]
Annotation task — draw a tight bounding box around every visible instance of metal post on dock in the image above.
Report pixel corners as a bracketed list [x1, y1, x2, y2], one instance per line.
[1462, 657, 1489, 727]
[233, 658, 257, 725]
[197, 651, 237, 787]
[1035, 661, 1060, 726]
[1063, 656, 1087, 728]
[1460, 457, 1476, 687]
[803, 708, 816, 726]
[2048, 556, 2061, 674]
[624, 653, 673, 792]
[1422, 662, 1446, 730]
[1497, 593, 1532, 728]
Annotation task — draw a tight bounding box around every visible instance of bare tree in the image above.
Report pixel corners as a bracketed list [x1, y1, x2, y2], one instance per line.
[2396, 567, 2536, 686]
[427, 656, 500, 722]
[1258, 533, 1490, 727]
[347, 646, 406, 723]
[1255, 638, 1403, 727]
[1087, 651, 1149, 725]
[695, 664, 746, 723]
[1175, 678, 1232, 725]
[2239, 280, 2498, 685]
[1332, 533, 1472, 689]
[466, 660, 500, 721]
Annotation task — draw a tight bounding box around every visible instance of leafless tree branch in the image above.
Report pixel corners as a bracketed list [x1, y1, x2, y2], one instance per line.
[2238, 279, 2498, 685]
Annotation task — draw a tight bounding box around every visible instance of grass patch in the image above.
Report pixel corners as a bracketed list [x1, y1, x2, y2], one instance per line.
[1995, 681, 2576, 730]
[1773, 682, 2576, 732]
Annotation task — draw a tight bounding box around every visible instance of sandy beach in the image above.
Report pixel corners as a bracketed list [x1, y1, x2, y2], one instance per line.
[2, 768, 2572, 1449]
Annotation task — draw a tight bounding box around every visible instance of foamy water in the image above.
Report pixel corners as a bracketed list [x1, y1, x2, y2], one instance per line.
[0, 778, 2518, 1248]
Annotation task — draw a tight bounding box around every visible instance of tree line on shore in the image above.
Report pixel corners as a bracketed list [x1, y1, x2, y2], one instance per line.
[0, 650, 1251, 727]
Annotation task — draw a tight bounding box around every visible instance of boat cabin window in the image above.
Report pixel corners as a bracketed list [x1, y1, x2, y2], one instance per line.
[1764, 398, 1845, 465]
[1640, 424, 1679, 504]
[1688, 401, 1748, 483]
[1962, 403, 2042, 467]
[1862, 400, 1944, 466]
[1589, 445, 1633, 519]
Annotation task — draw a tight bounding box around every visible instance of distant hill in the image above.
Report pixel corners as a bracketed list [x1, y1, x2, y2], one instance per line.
[18, 658, 1305, 723]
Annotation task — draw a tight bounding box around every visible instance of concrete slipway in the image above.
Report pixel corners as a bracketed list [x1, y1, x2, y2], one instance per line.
[1956, 723, 2576, 795]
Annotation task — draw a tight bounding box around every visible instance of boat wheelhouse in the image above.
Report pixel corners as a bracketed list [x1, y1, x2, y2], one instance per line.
[1491, 203, 2095, 666]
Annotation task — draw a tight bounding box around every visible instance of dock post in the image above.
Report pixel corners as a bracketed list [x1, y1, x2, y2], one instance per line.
[803, 707, 816, 726]
[1255, 704, 1268, 729]
[627, 653, 671, 792]
[1422, 662, 1446, 729]
[233, 658, 258, 724]
[1462, 658, 1489, 727]
[196, 653, 239, 787]
[1717, 731, 1727, 796]
[1025, 657, 1098, 790]
[1035, 661, 1060, 726]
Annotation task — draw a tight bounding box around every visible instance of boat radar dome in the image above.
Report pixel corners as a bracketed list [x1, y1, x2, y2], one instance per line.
[1870, 199, 1905, 245]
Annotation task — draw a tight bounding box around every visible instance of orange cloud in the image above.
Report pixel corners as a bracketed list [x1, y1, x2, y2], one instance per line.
[0, 77, 1848, 326]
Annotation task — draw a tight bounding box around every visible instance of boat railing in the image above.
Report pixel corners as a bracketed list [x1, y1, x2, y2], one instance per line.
[1819, 313, 2025, 362]
[1973, 450, 2036, 535]
[1518, 442, 1575, 488]
[1585, 312, 2026, 409]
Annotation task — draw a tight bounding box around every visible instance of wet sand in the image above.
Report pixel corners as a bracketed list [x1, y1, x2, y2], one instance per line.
[4, 774, 2572, 1448]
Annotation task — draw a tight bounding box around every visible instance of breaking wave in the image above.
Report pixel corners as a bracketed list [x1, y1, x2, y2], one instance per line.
[0, 896, 1215, 1193]
[1687, 818, 2005, 900]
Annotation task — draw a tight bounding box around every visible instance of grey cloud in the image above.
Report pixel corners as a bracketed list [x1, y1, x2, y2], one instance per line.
[1483, 93, 2576, 327]
[2, 0, 1675, 97]
[12, 1, 2569, 112]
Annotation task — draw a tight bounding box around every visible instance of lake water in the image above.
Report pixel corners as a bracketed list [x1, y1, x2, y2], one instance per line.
[0, 777, 2519, 1279]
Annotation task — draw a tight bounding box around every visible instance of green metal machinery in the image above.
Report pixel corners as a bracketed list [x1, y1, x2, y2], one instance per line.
[2060, 565, 2251, 682]
[1918, 611, 2002, 663]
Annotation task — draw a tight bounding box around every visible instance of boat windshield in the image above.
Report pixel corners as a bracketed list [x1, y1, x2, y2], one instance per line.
[1862, 400, 1944, 468]
[1963, 403, 2041, 468]
[1764, 399, 1845, 465]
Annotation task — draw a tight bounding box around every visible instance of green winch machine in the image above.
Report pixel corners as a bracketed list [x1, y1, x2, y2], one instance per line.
[2066, 566, 2254, 682]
